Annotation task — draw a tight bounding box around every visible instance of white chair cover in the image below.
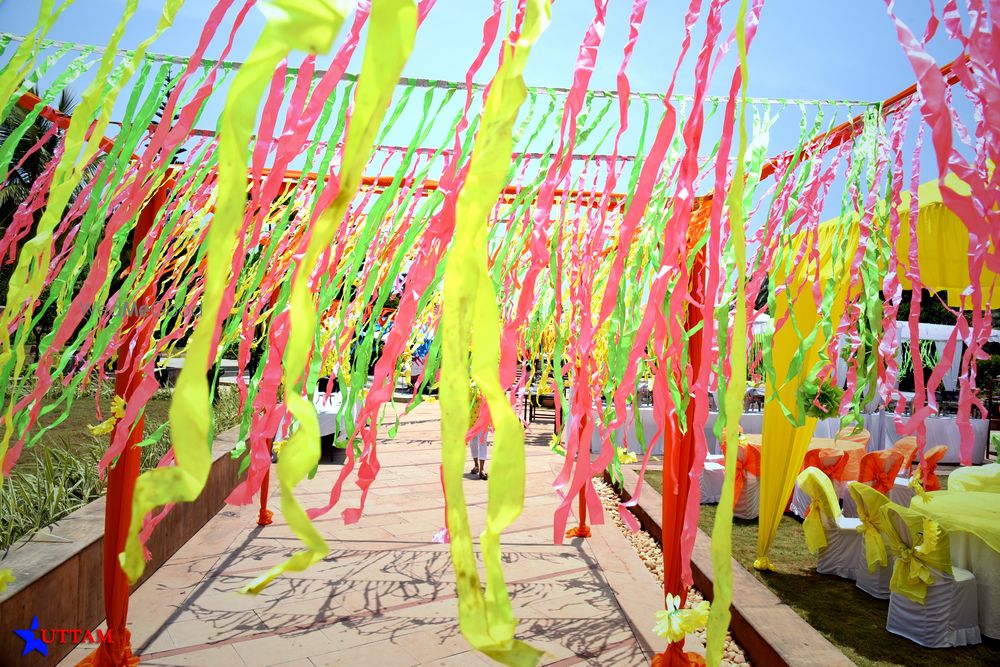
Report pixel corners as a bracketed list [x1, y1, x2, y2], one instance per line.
[699, 454, 758, 518]
[700, 461, 724, 504]
[817, 516, 863, 580]
[733, 474, 759, 520]
[884, 509, 981, 647]
[855, 553, 892, 600]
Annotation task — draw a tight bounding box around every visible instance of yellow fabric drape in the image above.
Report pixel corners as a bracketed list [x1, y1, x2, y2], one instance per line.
[755, 222, 856, 569]
[895, 174, 1000, 307]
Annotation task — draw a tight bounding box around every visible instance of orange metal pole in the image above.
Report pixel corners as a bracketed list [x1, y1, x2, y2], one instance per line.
[81, 186, 165, 667]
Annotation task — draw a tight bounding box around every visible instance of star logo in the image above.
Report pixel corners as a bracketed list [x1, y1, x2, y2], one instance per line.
[14, 615, 48, 657]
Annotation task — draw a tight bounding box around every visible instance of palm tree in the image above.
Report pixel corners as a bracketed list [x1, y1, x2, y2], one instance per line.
[0, 87, 103, 361]
[0, 87, 103, 227]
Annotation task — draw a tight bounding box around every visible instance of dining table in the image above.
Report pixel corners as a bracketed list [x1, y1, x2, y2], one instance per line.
[743, 434, 866, 480]
[947, 463, 1000, 493]
[910, 491, 1000, 639]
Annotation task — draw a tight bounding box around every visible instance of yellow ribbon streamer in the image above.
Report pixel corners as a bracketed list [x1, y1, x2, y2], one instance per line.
[122, 0, 348, 582]
[0, 568, 14, 593]
[243, 0, 417, 594]
[439, 1, 550, 664]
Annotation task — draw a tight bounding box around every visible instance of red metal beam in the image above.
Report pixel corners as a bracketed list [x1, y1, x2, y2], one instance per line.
[16, 91, 120, 156]
[758, 55, 969, 181]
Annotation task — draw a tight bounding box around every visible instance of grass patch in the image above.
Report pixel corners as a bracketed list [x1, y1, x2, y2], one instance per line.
[644, 472, 1000, 666]
[1, 387, 243, 550]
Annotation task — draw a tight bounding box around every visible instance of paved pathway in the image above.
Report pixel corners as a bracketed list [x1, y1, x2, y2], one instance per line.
[62, 401, 668, 666]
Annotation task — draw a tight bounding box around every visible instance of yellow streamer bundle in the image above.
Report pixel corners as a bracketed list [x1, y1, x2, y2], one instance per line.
[243, 0, 417, 593]
[438, 1, 550, 663]
[706, 1, 750, 664]
[123, 0, 348, 582]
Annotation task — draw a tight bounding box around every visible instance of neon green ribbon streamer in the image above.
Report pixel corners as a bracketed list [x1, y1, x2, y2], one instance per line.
[242, 0, 417, 594]
[439, 2, 549, 664]
[707, 1, 750, 664]
[122, 0, 348, 582]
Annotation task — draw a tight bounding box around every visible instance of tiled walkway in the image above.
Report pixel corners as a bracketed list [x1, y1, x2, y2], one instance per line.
[61, 401, 669, 666]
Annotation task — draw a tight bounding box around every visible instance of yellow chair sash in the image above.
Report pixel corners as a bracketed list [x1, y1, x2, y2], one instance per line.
[848, 482, 889, 573]
[881, 505, 953, 604]
[797, 467, 842, 555]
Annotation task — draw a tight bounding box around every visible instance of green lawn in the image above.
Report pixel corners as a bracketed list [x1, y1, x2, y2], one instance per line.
[645, 472, 1000, 667]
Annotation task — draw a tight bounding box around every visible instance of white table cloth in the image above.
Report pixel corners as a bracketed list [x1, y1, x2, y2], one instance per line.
[278, 390, 361, 440]
[949, 531, 1000, 639]
[876, 413, 988, 464]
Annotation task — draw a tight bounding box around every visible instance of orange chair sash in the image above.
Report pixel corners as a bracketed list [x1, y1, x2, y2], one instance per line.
[803, 448, 849, 482]
[859, 450, 904, 494]
[920, 445, 949, 492]
[732, 445, 761, 507]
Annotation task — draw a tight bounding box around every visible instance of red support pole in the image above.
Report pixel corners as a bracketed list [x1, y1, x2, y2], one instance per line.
[81, 186, 166, 667]
[257, 439, 274, 526]
[653, 242, 707, 667]
[256, 291, 279, 527]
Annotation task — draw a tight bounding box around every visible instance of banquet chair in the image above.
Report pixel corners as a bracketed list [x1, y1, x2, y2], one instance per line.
[699, 443, 758, 509]
[881, 504, 980, 647]
[843, 450, 904, 517]
[891, 436, 919, 477]
[733, 444, 761, 520]
[918, 445, 949, 492]
[847, 482, 892, 599]
[835, 426, 871, 450]
[796, 467, 863, 580]
[790, 449, 848, 519]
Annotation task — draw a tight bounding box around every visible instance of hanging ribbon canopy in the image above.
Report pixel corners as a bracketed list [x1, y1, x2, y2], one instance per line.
[1, 0, 998, 664]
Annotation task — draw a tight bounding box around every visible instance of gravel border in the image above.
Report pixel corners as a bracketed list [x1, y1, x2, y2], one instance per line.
[593, 478, 750, 666]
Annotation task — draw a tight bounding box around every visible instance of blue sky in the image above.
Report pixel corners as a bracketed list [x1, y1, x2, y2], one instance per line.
[2, 1, 957, 102]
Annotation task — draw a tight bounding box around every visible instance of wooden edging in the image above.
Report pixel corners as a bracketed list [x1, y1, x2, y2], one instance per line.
[608, 467, 853, 667]
[0, 427, 244, 666]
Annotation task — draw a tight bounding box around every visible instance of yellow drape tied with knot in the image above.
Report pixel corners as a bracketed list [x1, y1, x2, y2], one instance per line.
[848, 481, 890, 572]
[881, 504, 953, 604]
[796, 467, 842, 555]
[755, 225, 855, 571]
